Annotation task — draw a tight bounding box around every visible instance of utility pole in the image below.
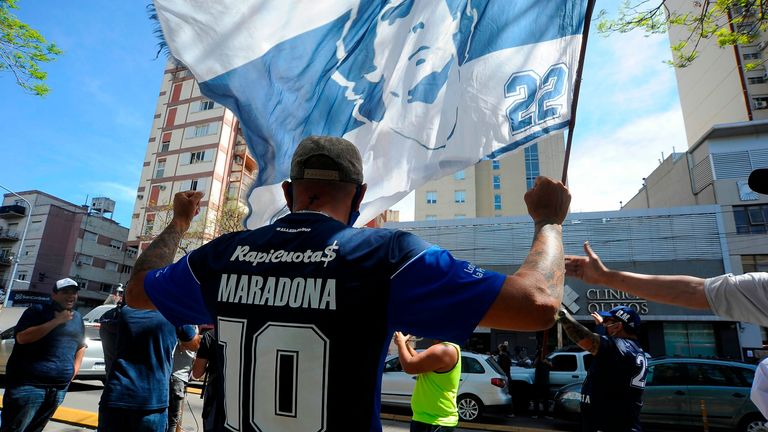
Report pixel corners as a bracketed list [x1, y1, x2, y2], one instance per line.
[0, 185, 32, 308]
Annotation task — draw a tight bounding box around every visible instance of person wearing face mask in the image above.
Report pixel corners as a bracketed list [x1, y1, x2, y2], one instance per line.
[124, 135, 572, 431]
[558, 306, 647, 432]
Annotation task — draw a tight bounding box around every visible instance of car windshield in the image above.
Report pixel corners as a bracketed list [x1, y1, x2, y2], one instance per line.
[485, 355, 505, 375]
[82, 305, 114, 323]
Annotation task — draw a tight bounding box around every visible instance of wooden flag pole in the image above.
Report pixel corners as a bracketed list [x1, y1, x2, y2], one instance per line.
[561, 0, 597, 185]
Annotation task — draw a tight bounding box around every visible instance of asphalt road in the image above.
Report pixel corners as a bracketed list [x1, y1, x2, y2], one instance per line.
[0, 380, 681, 432]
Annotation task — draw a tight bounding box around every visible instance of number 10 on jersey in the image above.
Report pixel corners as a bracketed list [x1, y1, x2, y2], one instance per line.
[219, 319, 330, 431]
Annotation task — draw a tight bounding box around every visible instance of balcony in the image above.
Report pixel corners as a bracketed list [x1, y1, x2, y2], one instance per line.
[0, 255, 13, 266]
[0, 205, 25, 219]
[0, 229, 19, 241]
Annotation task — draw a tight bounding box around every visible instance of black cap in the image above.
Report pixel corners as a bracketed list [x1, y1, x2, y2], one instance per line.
[749, 169, 768, 194]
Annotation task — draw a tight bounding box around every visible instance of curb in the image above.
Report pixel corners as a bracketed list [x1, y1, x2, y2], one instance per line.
[2, 391, 560, 432]
[0, 400, 98, 429]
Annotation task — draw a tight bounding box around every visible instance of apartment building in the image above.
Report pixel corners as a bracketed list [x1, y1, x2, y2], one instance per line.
[0, 191, 136, 307]
[414, 132, 565, 220]
[127, 63, 257, 252]
[667, 0, 768, 146]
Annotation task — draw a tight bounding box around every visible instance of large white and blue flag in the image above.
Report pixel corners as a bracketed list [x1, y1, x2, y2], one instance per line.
[153, 0, 590, 228]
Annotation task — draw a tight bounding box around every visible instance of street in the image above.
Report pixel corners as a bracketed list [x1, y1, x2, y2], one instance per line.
[0, 379, 580, 432]
[0, 379, 694, 432]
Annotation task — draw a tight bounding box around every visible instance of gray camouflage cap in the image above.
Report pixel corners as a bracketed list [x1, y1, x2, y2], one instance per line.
[290, 136, 364, 185]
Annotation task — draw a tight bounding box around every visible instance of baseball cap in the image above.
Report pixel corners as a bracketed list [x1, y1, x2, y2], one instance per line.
[749, 168, 768, 194]
[608, 306, 641, 333]
[290, 136, 364, 185]
[54, 278, 80, 292]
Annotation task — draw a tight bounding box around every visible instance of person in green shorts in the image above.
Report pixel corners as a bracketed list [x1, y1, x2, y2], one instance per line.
[394, 331, 461, 432]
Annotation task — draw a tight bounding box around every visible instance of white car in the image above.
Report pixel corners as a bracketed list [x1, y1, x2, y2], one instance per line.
[0, 307, 106, 381]
[380, 351, 511, 421]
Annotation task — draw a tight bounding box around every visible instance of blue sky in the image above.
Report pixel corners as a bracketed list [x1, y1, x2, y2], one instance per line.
[2, 1, 686, 226]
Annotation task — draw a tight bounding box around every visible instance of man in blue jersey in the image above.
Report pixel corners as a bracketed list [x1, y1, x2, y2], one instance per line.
[125, 135, 571, 432]
[557, 306, 647, 432]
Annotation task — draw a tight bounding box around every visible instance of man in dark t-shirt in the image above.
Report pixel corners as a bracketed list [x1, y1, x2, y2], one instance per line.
[191, 329, 223, 432]
[558, 306, 647, 432]
[1, 278, 86, 432]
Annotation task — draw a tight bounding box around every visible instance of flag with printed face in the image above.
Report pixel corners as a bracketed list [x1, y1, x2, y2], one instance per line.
[153, 0, 590, 227]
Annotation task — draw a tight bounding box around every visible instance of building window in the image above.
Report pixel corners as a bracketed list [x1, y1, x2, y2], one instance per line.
[83, 231, 98, 242]
[748, 76, 766, 85]
[494, 194, 502, 210]
[199, 100, 215, 111]
[155, 160, 166, 179]
[190, 151, 206, 164]
[733, 204, 768, 234]
[77, 254, 93, 266]
[454, 190, 466, 203]
[743, 52, 762, 60]
[105, 261, 119, 271]
[663, 322, 715, 357]
[187, 122, 219, 138]
[492, 159, 500, 170]
[742, 255, 768, 272]
[110, 240, 123, 250]
[17, 271, 27, 281]
[753, 96, 768, 110]
[426, 191, 437, 204]
[454, 170, 465, 180]
[160, 142, 170, 152]
[493, 175, 501, 190]
[525, 144, 540, 190]
[425, 215, 437, 221]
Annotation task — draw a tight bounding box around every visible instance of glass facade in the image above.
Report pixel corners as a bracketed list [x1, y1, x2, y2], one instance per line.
[524, 144, 539, 190]
[663, 322, 716, 357]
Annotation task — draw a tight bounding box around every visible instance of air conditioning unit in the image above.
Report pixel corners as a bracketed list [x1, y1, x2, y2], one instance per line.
[755, 100, 768, 109]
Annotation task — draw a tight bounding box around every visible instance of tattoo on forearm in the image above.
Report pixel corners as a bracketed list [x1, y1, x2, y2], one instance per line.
[132, 223, 185, 275]
[521, 224, 564, 299]
[559, 313, 600, 353]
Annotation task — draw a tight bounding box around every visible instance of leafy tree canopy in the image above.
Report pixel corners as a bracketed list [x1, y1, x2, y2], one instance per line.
[597, 0, 767, 68]
[0, 0, 61, 96]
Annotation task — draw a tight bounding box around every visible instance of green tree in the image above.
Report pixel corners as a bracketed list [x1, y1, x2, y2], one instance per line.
[598, 0, 767, 68]
[0, 0, 61, 96]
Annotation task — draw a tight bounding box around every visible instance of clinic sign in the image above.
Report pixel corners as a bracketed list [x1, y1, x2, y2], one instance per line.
[586, 288, 649, 315]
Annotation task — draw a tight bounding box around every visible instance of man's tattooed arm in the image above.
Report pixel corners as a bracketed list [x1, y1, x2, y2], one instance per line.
[557, 307, 601, 355]
[520, 222, 564, 301]
[126, 191, 202, 309]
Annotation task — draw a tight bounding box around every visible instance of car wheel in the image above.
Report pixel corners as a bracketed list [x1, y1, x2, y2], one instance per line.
[457, 394, 483, 422]
[739, 413, 768, 432]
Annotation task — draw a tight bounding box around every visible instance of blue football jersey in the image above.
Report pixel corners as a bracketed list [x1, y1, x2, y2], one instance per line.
[145, 212, 504, 431]
[581, 336, 647, 432]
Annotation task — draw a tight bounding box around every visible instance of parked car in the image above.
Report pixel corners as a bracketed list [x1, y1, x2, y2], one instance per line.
[380, 351, 511, 421]
[553, 357, 767, 432]
[0, 307, 106, 381]
[82, 304, 119, 339]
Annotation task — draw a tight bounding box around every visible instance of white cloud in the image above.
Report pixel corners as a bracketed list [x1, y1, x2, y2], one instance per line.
[86, 181, 137, 205]
[568, 107, 687, 213]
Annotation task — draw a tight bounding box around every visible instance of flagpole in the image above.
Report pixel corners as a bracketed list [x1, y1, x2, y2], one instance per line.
[561, 0, 597, 185]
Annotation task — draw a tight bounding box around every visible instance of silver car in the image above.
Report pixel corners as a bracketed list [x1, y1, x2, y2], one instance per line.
[0, 307, 106, 381]
[380, 351, 511, 421]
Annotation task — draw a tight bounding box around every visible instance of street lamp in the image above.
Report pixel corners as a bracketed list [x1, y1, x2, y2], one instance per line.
[0, 184, 31, 308]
